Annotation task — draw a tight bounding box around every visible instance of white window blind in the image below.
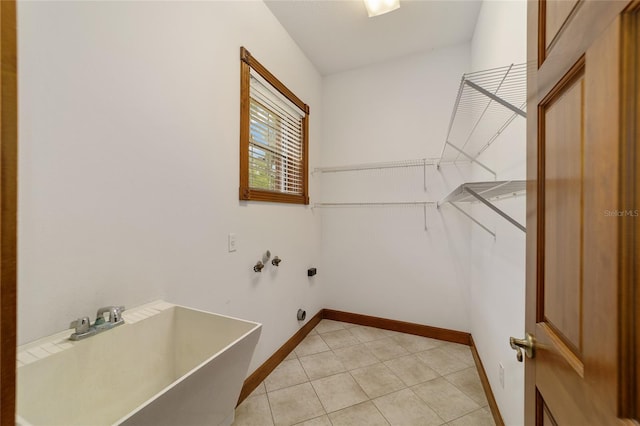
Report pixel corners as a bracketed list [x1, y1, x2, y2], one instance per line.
[249, 73, 305, 195]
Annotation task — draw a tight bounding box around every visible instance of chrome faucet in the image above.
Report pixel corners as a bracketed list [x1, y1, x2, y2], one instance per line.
[69, 316, 92, 339]
[70, 305, 125, 341]
[95, 306, 125, 325]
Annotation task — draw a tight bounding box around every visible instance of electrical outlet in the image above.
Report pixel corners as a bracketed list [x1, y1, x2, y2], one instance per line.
[498, 362, 505, 388]
[228, 233, 237, 252]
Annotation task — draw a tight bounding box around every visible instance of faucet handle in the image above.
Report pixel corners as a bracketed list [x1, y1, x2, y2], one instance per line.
[70, 316, 91, 334]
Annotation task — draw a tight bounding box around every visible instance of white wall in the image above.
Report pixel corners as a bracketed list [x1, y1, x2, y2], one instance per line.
[469, 1, 527, 425]
[17, 0, 324, 374]
[320, 44, 474, 332]
[18, 2, 529, 411]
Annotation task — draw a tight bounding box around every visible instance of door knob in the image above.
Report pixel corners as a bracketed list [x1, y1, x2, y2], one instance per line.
[510, 332, 535, 362]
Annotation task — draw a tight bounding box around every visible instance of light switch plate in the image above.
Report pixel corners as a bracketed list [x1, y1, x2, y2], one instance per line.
[228, 233, 237, 252]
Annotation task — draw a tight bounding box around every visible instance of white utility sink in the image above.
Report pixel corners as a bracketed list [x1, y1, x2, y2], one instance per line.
[17, 301, 262, 426]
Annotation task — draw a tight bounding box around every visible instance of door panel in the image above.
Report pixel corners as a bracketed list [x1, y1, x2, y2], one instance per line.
[542, 408, 556, 426]
[540, 395, 559, 426]
[545, 0, 580, 48]
[542, 71, 584, 356]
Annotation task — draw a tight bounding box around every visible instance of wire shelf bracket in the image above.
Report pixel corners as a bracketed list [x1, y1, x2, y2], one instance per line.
[463, 79, 526, 118]
[442, 142, 497, 178]
[449, 202, 496, 238]
[438, 180, 526, 237]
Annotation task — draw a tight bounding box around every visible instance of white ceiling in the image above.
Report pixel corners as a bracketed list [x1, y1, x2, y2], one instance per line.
[264, 0, 483, 75]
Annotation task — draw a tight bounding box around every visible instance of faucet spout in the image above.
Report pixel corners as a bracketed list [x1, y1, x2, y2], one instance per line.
[96, 306, 126, 324]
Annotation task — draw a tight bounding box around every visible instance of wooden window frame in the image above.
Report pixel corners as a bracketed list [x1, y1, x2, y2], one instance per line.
[239, 47, 310, 205]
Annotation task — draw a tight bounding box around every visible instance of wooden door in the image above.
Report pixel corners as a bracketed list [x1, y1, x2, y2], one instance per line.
[526, 1, 640, 425]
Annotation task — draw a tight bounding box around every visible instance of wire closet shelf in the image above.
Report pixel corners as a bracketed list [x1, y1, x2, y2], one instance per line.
[313, 64, 528, 235]
[437, 62, 527, 174]
[438, 180, 527, 237]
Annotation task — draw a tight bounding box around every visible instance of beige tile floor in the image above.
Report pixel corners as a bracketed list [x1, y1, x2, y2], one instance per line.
[233, 319, 496, 426]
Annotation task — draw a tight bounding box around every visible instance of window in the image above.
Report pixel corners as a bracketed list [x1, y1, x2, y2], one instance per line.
[239, 47, 310, 204]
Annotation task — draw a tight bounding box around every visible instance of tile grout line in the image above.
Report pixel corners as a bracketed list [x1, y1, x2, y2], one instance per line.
[445, 405, 493, 424]
[293, 413, 334, 426]
[267, 356, 323, 425]
[299, 350, 331, 421]
[319, 358, 391, 425]
[323, 323, 447, 419]
[307, 323, 344, 424]
[264, 387, 278, 426]
[441, 367, 490, 408]
[247, 320, 494, 426]
[368, 398, 393, 426]
[318, 323, 385, 421]
[408, 369, 490, 425]
[315, 332, 359, 415]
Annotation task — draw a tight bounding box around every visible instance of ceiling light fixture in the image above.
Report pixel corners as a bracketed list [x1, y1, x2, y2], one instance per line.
[363, 0, 400, 18]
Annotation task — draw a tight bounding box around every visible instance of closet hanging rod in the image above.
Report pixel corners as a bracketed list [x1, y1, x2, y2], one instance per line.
[314, 158, 439, 173]
[314, 201, 436, 207]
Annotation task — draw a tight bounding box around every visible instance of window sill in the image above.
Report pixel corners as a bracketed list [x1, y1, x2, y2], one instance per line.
[239, 187, 309, 205]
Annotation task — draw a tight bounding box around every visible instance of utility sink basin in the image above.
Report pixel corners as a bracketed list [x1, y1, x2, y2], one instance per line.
[16, 301, 262, 426]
